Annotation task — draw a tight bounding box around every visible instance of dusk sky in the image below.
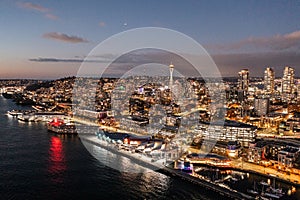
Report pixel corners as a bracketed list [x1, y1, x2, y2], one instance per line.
[1, 0, 300, 79]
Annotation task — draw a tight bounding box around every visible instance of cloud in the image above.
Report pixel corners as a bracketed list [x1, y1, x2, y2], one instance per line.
[18, 2, 49, 12]
[206, 30, 300, 52]
[29, 57, 110, 63]
[28, 49, 300, 77]
[43, 32, 89, 43]
[99, 21, 106, 27]
[45, 13, 58, 20]
[17, 2, 58, 20]
[212, 51, 300, 77]
[29, 58, 84, 62]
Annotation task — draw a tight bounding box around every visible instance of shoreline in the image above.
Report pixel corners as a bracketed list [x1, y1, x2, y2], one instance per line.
[71, 116, 300, 188]
[80, 134, 253, 200]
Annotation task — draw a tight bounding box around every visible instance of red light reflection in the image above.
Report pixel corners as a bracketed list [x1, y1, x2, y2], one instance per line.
[48, 136, 66, 183]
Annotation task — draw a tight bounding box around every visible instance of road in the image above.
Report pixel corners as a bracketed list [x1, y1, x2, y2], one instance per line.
[231, 159, 300, 185]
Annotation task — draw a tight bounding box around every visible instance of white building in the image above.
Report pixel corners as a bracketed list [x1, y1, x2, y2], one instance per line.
[195, 120, 257, 147]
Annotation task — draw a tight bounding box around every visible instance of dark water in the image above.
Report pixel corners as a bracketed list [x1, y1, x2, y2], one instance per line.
[0, 96, 222, 200]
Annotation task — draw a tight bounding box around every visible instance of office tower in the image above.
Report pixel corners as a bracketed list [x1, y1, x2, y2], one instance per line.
[282, 66, 295, 102]
[282, 66, 295, 95]
[254, 97, 270, 116]
[264, 67, 275, 94]
[238, 69, 249, 98]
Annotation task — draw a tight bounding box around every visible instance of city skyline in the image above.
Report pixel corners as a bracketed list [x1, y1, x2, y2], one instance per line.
[1, 0, 300, 79]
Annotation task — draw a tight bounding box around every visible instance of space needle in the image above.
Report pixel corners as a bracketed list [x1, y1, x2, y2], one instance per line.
[169, 63, 174, 89]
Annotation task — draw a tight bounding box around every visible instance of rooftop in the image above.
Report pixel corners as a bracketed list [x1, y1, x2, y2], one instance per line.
[200, 119, 257, 129]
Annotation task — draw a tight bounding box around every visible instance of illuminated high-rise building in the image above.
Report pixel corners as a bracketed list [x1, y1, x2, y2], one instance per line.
[238, 69, 249, 97]
[169, 63, 174, 89]
[254, 97, 270, 116]
[282, 66, 295, 95]
[264, 67, 275, 94]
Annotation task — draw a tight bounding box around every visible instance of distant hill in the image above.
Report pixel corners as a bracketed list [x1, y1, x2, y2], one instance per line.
[25, 81, 54, 91]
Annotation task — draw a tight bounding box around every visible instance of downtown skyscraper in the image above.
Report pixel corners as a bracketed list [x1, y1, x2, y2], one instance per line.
[282, 66, 295, 95]
[264, 67, 275, 94]
[238, 69, 249, 98]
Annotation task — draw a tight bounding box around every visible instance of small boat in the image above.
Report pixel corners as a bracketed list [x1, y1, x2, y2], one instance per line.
[231, 177, 239, 182]
[7, 110, 23, 117]
[259, 181, 269, 186]
[262, 192, 280, 199]
[247, 189, 259, 195]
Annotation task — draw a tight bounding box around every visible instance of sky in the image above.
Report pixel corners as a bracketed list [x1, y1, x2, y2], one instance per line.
[1, 0, 300, 79]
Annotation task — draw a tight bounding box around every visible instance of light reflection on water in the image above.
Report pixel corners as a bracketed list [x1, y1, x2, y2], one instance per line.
[85, 139, 172, 187]
[48, 136, 66, 184]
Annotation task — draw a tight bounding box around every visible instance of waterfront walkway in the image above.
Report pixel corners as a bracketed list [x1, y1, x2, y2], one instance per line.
[72, 117, 147, 136]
